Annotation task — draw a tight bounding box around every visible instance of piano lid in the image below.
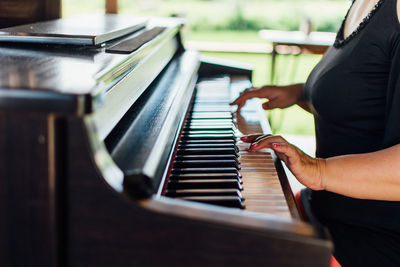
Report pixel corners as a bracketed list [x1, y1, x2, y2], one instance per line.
[0, 14, 147, 46]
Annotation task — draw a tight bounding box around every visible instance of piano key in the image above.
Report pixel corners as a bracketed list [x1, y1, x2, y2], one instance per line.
[192, 106, 231, 112]
[164, 77, 297, 220]
[169, 173, 241, 180]
[165, 188, 243, 198]
[167, 179, 243, 190]
[172, 167, 240, 176]
[182, 130, 235, 135]
[178, 144, 239, 153]
[183, 125, 234, 131]
[179, 139, 235, 145]
[174, 154, 240, 163]
[190, 111, 232, 117]
[177, 196, 245, 209]
[180, 134, 236, 141]
[172, 160, 240, 169]
[186, 119, 233, 124]
[177, 148, 238, 155]
[179, 142, 236, 147]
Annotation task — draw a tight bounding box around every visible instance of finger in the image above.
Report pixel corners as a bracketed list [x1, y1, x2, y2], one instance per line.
[240, 133, 264, 143]
[262, 100, 278, 110]
[230, 87, 262, 106]
[249, 135, 287, 151]
[230, 98, 245, 113]
[271, 142, 299, 162]
[255, 134, 272, 142]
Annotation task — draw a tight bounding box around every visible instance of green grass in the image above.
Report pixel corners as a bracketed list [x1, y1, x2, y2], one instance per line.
[63, 0, 349, 32]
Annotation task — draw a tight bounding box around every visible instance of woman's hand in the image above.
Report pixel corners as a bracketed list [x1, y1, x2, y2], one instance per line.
[241, 134, 325, 191]
[230, 84, 305, 113]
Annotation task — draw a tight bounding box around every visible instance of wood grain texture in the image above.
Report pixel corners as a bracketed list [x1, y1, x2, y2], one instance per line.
[0, 0, 60, 28]
[0, 113, 59, 267]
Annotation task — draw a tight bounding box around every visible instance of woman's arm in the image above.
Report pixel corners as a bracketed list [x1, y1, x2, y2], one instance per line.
[243, 134, 400, 201]
[323, 144, 400, 201]
[230, 83, 311, 113]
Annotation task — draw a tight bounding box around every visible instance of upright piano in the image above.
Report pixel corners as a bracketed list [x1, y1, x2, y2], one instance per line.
[0, 15, 332, 267]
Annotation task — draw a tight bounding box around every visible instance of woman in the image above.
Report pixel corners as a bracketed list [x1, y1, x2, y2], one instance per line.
[231, 0, 400, 266]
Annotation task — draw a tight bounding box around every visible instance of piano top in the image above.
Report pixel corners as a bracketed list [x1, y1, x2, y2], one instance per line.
[0, 16, 184, 114]
[0, 14, 148, 46]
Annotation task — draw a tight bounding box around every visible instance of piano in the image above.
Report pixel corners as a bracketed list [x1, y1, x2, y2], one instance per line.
[0, 15, 332, 267]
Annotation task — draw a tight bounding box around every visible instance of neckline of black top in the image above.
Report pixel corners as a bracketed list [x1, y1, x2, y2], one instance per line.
[333, 0, 385, 48]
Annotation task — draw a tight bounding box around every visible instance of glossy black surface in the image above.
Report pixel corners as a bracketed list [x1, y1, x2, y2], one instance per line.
[0, 16, 184, 113]
[0, 14, 147, 45]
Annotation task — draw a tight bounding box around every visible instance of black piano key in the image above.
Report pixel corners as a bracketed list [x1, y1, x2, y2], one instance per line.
[190, 111, 232, 117]
[173, 160, 240, 169]
[177, 196, 245, 209]
[182, 130, 235, 135]
[177, 147, 238, 155]
[178, 143, 238, 151]
[166, 189, 243, 199]
[172, 167, 241, 176]
[189, 116, 232, 121]
[186, 119, 233, 124]
[167, 179, 243, 190]
[183, 125, 233, 131]
[178, 145, 239, 154]
[180, 139, 236, 144]
[174, 154, 240, 163]
[180, 134, 235, 141]
[170, 172, 240, 179]
[179, 139, 235, 145]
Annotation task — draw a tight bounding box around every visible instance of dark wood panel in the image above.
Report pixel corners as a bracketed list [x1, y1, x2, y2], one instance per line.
[0, 113, 59, 267]
[0, 0, 61, 28]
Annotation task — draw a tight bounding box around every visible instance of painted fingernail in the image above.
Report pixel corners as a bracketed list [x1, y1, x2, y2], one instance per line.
[240, 136, 247, 141]
[251, 143, 258, 149]
[272, 143, 280, 149]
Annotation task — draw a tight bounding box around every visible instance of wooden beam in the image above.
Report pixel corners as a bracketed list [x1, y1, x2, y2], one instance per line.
[106, 0, 118, 14]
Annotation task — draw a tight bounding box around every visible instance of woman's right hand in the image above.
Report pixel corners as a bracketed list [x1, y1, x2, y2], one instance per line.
[230, 83, 305, 113]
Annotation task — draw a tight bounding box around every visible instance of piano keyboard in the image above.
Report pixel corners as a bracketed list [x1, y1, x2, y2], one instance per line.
[165, 77, 294, 219]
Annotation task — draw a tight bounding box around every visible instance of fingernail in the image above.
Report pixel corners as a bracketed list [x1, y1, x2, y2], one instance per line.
[272, 143, 280, 149]
[240, 136, 247, 141]
[251, 143, 258, 149]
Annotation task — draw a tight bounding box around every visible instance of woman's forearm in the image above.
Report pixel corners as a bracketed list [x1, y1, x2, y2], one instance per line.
[322, 144, 400, 200]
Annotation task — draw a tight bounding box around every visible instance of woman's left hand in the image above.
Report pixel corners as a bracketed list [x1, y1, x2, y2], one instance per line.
[241, 134, 326, 191]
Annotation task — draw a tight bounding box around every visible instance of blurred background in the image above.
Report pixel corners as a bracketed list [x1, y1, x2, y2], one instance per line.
[63, 0, 351, 155]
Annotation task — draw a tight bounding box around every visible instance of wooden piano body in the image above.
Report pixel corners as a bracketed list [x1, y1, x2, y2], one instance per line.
[0, 15, 332, 267]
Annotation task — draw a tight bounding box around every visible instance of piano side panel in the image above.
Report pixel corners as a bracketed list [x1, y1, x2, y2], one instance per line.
[65, 117, 331, 267]
[0, 113, 59, 267]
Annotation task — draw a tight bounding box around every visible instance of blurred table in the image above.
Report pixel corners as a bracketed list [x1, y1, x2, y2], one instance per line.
[259, 30, 336, 83]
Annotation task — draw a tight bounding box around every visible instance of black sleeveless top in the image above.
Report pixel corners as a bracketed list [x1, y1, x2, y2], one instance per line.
[303, 0, 400, 265]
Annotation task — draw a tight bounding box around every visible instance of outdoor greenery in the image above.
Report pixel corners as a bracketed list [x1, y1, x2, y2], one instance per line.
[63, 0, 350, 33]
[62, 0, 350, 135]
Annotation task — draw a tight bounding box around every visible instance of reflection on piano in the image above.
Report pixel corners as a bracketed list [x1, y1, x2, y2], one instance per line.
[0, 15, 332, 267]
